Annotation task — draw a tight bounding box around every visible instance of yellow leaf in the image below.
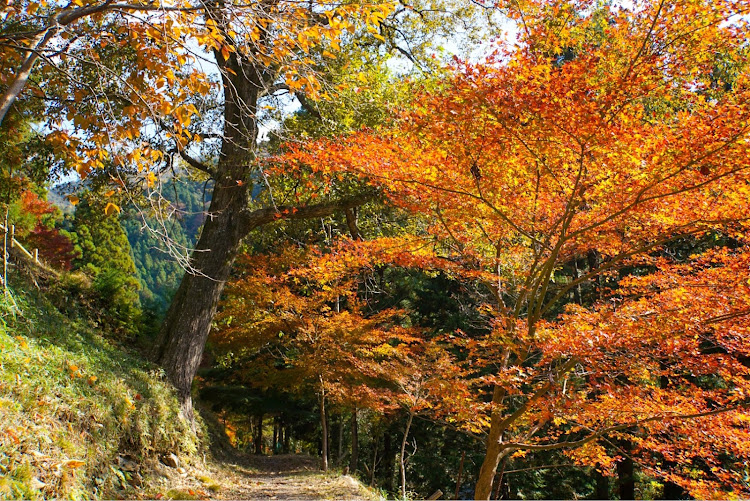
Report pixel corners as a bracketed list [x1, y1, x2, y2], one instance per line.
[15, 336, 29, 349]
[63, 460, 86, 469]
[87, 375, 98, 385]
[104, 190, 115, 197]
[68, 363, 79, 373]
[72, 0, 83, 6]
[104, 203, 120, 216]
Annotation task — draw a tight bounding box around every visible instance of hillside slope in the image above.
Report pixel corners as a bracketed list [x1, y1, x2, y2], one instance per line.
[0, 270, 201, 499]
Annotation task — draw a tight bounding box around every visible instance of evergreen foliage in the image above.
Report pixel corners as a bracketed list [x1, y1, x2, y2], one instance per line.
[70, 197, 142, 336]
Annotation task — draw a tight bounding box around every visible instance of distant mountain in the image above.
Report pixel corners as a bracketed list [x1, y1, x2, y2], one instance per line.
[123, 178, 213, 315]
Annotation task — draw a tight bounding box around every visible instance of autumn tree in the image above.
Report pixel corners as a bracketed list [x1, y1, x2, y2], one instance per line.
[283, 0, 750, 496]
[11, 190, 76, 270]
[212, 244, 423, 470]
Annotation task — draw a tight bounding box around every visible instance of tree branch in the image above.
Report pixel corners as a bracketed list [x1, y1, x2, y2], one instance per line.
[175, 148, 216, 178]
[240, 192, 375, 233]
[505, 403, 750, 452]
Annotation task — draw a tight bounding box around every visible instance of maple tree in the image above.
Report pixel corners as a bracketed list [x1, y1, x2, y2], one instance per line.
[212, 244, 421, 470]
[281, 0, 750, 496]
[12, 190, 77, 269]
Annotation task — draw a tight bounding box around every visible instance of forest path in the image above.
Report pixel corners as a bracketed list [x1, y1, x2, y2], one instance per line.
[192, 454, 381, 500]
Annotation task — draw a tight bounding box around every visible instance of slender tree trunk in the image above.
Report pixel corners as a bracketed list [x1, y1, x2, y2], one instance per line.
[3, 207, 9, 290]
[455, 451, 466, 500]
[320, 379, 329, 472]
[492, 459, 507, 500]
[273, 417, 279, 454]
[338, 414, 345, 465]
[350, 408, 359, 473]
[370, 437, 379, 486]
[283, 423, 291, 453]
[255, 413, 264, 454]
[400, 411, 414, 500]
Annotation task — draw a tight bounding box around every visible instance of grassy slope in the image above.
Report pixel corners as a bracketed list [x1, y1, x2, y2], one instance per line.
[0, 272, 201, 500]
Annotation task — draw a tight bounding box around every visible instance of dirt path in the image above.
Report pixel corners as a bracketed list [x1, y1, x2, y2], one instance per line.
[165, 455, 381, 500]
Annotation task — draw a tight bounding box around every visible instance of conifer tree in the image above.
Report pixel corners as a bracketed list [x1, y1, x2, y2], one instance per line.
[72, 197, 142, 334]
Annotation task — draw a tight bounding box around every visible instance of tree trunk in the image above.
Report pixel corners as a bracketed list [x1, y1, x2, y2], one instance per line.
[154, 50, 257, 419]
[594, 469, 609, 500]
[273, 417, 279, 454]
[400, 411, 414, 500]
[350, 407, 359, 473]
[153, 28, 375, 422]
[338, 414, 345, 465]
[455, 451, 466, 500]
[283, 423, 291, 453]
[662, 481, 685, 500]
[475, 387, 510, 500]
[617, 441, 635, 500]
[255, 413, 264, 455]
[153, 191, 249, 419]
[320, 383, 329, 472]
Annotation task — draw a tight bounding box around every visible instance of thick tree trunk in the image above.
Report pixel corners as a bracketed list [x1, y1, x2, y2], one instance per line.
[350, 408, 359, 473]
[153, 33, 374, 421]
[154, 175, 250, 418]
[475, 386, 509, 500]
[594, 469, 609, 500]
[154, 45, 257, 418]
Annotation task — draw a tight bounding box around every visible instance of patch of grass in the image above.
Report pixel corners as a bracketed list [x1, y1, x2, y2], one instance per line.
[0, 275, 203, 499]
[196, 474, 222, 492]
[165, 488, 204, 500]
